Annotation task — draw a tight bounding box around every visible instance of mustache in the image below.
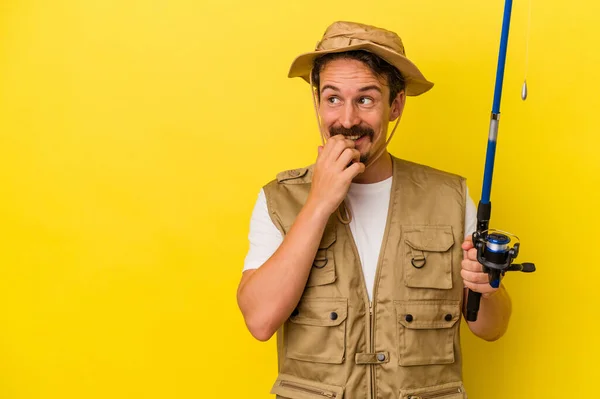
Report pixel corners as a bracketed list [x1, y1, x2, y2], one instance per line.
[329, 125, 375, 139]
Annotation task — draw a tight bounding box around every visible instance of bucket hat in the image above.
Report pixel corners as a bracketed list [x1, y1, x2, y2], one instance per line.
[288, 21, 434, 96]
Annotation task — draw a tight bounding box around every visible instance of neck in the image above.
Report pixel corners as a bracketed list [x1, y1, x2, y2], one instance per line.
[352, 151, 392, 184]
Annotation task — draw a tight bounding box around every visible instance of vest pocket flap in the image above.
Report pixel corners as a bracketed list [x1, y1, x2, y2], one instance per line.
[404, 225, 454, 252]
[290, 298, 348, 327]
[395, 300, 460, 329]
[271, 373, 344, 399]
[402, 225, 455, 290]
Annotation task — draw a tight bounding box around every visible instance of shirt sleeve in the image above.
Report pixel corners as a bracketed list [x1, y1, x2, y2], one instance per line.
[242, 188, 284, 272]
[464, 186, 477, 238]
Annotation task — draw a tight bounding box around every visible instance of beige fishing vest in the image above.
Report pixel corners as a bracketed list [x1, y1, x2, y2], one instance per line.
[263, 155, 468, 399]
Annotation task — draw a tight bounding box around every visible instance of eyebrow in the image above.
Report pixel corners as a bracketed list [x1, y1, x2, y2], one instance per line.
[320, 84, 382, 94]
[358, 85, 382, 93]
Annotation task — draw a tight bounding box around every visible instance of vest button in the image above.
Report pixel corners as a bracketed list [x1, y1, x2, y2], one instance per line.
[445, 314, 453, 322]
[330, 312, 338, 320]
[377, 353, 386, 362]
[405, 314, 413, 322]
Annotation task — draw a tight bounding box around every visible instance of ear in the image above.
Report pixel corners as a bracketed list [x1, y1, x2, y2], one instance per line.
[389, 90, 406, 122]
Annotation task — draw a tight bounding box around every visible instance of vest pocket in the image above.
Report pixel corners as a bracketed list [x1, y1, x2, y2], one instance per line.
[402, 225, 455, 289]
[286, 298, 347, 364]
[306, 226, 337, 287]
[394, 300, 460, 366]
[399, 381, 466, 399]
[271, 373, 345, 399]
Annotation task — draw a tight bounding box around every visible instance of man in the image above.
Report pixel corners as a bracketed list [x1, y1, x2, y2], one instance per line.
[237, 21, 512, 398]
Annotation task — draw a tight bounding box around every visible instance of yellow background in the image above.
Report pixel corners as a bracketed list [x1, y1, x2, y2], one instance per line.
[1, 0, 598, 398]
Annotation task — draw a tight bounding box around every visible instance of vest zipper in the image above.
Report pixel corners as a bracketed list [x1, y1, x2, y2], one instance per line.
[344, 223, 374, 399]
[279, 381, 335, 398]
[406, 386, 463, 399]
[369, 161, 397, 399]
[369, 300, 375, 399]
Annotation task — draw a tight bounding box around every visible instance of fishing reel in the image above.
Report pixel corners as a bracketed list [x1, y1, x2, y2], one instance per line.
[466, 227, 536, 322]
[472, 229, 536, 289]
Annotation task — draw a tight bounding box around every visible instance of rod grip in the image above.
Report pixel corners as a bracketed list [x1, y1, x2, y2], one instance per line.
[466, 289, 482, 322]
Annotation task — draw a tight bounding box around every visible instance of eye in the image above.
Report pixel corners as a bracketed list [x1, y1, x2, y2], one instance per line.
[327, 96, 341, 105]
[358, 97, 374, 105]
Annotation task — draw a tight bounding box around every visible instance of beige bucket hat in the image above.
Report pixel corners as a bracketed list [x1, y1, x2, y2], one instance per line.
[288, 21, 434, 96]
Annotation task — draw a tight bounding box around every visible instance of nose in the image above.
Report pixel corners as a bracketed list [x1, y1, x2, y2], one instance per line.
[340, 102, 361, 129]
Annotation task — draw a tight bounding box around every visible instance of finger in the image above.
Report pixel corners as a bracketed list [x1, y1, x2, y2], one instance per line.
[461, 258, 483, 273]
[324, 133, 347, 147]
[460, 269, 489, 285]
[341, 161, 365, 180]
[463, 280, 498, 296]
[321, 136, 353, 164]
[467, 247, 478, 262]
[330, 137, 355, 160]
[461, 239, 474, 251]
[320, 134, 345, 160]
[336, 148, 361, 169]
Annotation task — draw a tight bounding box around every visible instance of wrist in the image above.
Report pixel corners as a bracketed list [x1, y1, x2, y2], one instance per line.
[303, 197, 334, 225]
[482, 283, 507, 300]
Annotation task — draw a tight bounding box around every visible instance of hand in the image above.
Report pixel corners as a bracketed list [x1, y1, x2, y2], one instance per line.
[307, 135, 365, 217]
[461, 235, 499, 298]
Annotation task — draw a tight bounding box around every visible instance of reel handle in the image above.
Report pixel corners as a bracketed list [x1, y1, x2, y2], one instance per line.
[508, 262, 536, 272]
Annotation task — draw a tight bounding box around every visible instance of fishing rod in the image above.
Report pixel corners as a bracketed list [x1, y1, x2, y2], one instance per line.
[465, 0, 536, 322]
